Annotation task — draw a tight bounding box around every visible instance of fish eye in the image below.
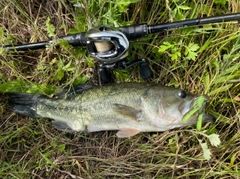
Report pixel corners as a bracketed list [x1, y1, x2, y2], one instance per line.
[178, 90, 187, 98]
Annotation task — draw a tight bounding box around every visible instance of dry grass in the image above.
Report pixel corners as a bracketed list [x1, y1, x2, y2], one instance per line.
[0, 0, 240, 178]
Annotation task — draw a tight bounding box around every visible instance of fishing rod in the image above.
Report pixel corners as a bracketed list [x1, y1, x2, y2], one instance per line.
[2, 13, 240, 83]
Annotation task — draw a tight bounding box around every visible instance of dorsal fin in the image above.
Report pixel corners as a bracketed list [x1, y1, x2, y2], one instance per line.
[55, 84, 93, 99]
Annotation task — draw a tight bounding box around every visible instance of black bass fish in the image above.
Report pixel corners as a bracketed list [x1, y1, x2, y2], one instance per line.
[7, 83, 211, 138]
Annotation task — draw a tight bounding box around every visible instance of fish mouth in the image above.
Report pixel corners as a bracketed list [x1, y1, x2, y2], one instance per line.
[179, 96, 211, 121]
[178, 100, 192, 116]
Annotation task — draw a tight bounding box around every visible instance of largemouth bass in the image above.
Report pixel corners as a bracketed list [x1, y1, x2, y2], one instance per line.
[7, 83, 212, 138]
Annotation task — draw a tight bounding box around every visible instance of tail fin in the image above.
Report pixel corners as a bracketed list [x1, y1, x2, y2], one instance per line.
[7, 92, 43, 118]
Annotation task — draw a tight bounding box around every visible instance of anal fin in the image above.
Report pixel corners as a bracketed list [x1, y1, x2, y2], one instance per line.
[52, 121, 76, 133]
[116, 128, 140, 138]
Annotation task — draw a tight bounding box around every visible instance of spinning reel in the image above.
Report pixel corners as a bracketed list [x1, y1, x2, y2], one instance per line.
[2, 13, 240, 83]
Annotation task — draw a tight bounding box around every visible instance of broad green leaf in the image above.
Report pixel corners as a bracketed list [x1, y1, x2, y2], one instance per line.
[158, 45, 170, 52]
[187, 51, 198, 60]
[175, 10, 185, 20]
[207, 134, 221, 147]
[184, 43, 199, 60]
[171, 51, 181, 60]
[171, 8, 177, 19]
[46, 17, 55, 37]
[188, 43, 200, 52]
[159, 41, 173, 52]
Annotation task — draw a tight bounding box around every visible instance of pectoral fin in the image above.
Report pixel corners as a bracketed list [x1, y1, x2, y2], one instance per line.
[116, 128, 140, 138]
[113, 104, 141, 121]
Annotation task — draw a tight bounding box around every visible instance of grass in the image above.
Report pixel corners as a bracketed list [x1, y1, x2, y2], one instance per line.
[0, 0, 240, 178]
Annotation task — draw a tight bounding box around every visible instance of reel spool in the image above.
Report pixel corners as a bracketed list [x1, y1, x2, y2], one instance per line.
[86, 26, 129, 64]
